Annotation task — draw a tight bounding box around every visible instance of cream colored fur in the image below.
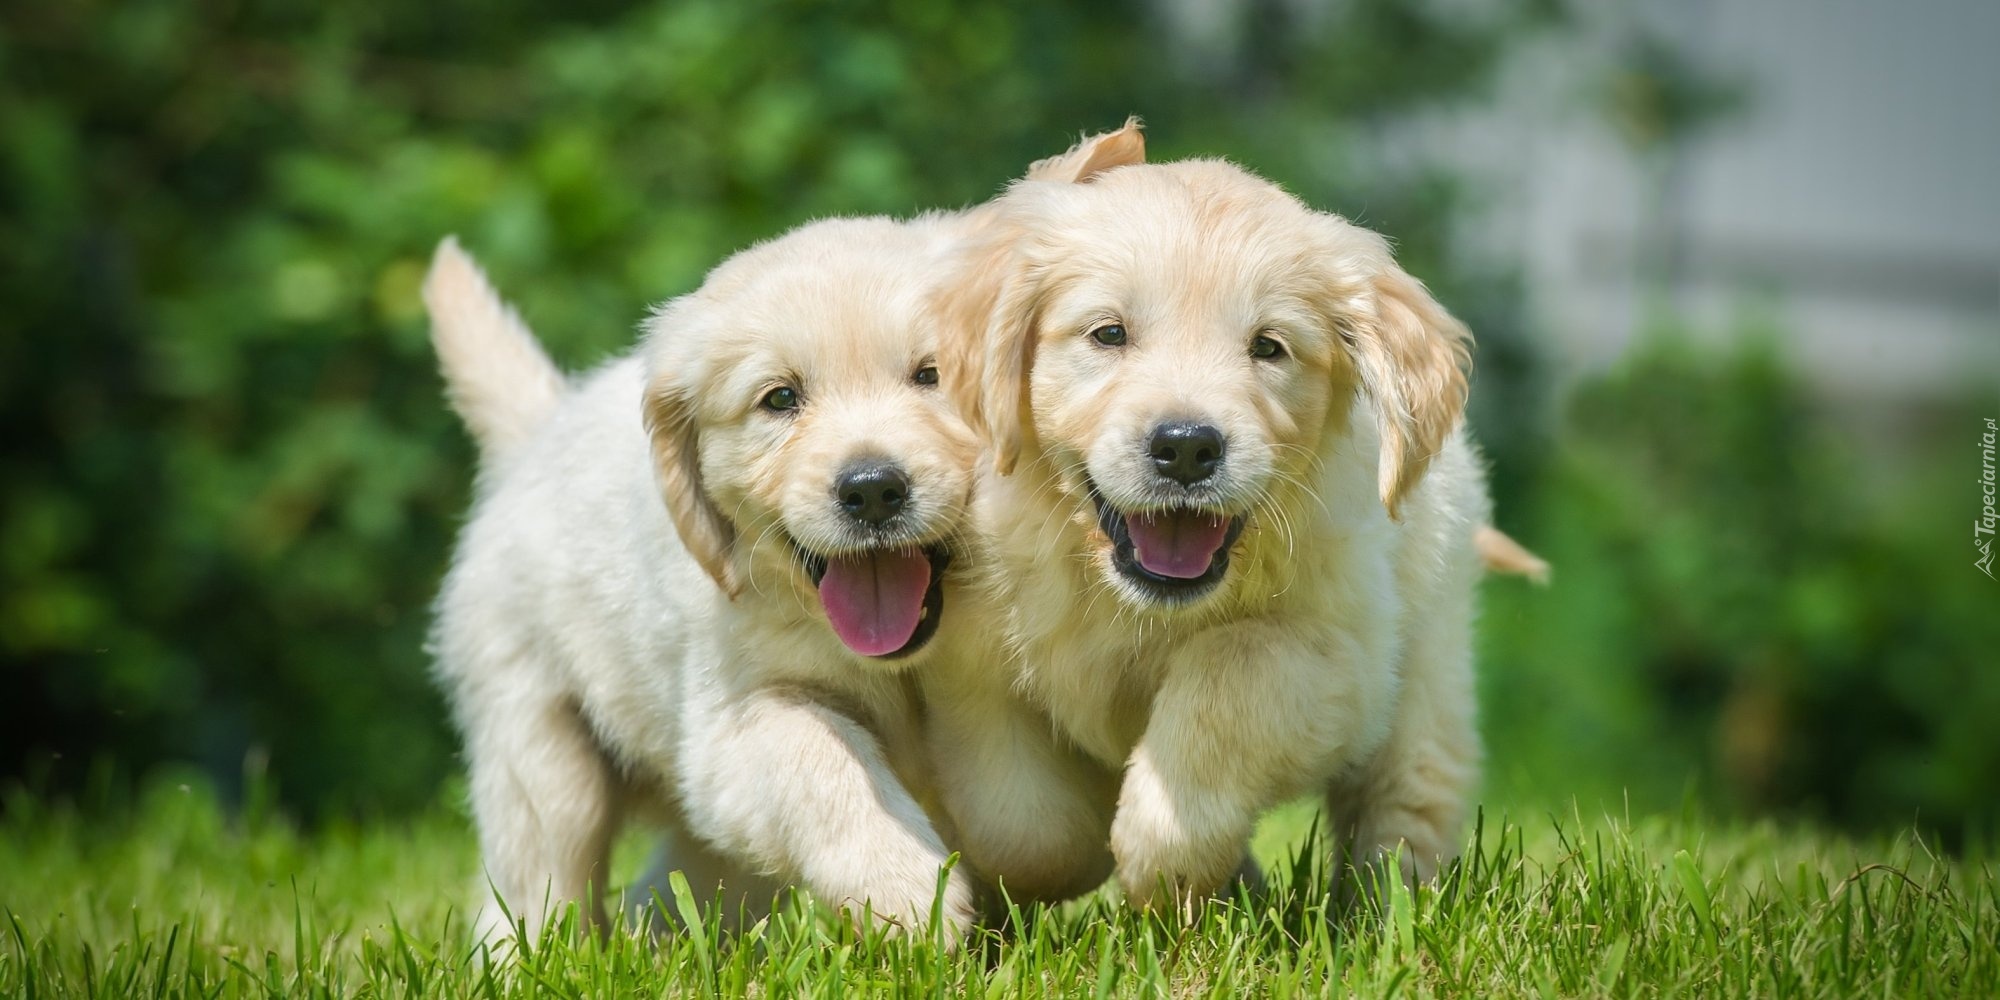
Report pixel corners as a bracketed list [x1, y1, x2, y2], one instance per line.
[427, 221, 984, 945]
[930, 146, 1493, 911]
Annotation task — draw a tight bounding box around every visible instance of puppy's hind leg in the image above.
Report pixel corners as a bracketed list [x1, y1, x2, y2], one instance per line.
[1331, 589, 1481, 908]
[463, 684, 623, 947]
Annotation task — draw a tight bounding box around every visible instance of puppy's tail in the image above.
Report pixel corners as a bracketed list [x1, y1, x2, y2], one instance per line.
[1475, 525, 1550, 585]
[422, 237, 566, 461]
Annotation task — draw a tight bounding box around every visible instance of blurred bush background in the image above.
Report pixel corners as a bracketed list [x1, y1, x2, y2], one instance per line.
[3, 0, 1994, 841]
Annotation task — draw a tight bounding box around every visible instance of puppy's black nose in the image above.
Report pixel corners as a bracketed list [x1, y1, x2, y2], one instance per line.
[1148, 422, 1224, 485]
[835, 461, 910, 525]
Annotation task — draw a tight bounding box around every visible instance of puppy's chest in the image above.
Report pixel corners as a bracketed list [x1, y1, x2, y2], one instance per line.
[1013, 616, 1172, 767]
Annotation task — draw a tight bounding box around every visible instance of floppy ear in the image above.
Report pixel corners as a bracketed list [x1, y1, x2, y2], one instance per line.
[1349, 266, 1473, 519]
[1023, 117, 1146, 183]
[937, 242, 1042, 475]
[975, 257, 1045, 476]
[642, 372, 740, 598]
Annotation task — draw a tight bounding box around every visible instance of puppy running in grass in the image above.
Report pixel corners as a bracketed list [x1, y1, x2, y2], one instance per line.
[421, 130, 1147, 945]
[424, 220, 984, 944]
[933, 130, 1514, 911]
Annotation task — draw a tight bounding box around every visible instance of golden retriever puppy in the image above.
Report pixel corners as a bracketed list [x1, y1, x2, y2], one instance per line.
[425, 219, 983, 944]
[934, 144, 1494, 909]
[422, 128, 1150, 945]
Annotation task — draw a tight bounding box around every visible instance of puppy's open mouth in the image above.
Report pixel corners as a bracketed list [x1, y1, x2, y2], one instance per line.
[1089, 482, 1245, 602]
[791, 542, 951, 660]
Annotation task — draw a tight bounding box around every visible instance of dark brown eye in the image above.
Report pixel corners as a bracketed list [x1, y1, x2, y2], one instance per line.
[1250, 334, 1286, 360]
[1090, 323, 1128, 347]
[913, 364, 938, 387]
[761, 385, 799, 412]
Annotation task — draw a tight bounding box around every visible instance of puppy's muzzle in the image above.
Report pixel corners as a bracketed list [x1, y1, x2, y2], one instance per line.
[791, 456, 952, 661]
[1087, 420, 1247, 604]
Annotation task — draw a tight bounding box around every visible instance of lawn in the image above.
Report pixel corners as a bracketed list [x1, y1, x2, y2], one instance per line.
[3, 776, 1993, 998]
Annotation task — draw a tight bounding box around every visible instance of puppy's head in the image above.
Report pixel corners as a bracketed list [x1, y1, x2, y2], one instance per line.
[643, 218, 978, 663]
[943, 159, 1471, 609]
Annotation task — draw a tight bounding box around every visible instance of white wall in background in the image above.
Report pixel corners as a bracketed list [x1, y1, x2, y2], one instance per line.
[1441, 0, 2000, 397]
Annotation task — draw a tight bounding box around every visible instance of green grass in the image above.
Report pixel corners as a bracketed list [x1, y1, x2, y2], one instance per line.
[3, 776, 1994, 998]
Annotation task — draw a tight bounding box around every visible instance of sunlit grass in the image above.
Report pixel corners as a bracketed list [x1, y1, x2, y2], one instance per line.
[4, 776, 1993, 997]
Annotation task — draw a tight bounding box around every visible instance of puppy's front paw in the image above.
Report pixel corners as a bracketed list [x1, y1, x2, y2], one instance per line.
[929, 866, 980, 944]
[1110, 752, 1250, 914]
[841, 863, 979, 947]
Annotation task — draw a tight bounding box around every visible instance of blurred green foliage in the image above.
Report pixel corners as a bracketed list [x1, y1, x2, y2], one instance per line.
[1482, 327, 2000, 844]
[1, 0, 1549, 816]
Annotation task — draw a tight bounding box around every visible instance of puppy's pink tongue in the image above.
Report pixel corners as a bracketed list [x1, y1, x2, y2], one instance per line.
[818, 549, 932, 657]
[1127, 510, 1229, 579]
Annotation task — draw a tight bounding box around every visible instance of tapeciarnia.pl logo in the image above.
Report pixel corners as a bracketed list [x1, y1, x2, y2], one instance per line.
[1979, 417, 1997, 580]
